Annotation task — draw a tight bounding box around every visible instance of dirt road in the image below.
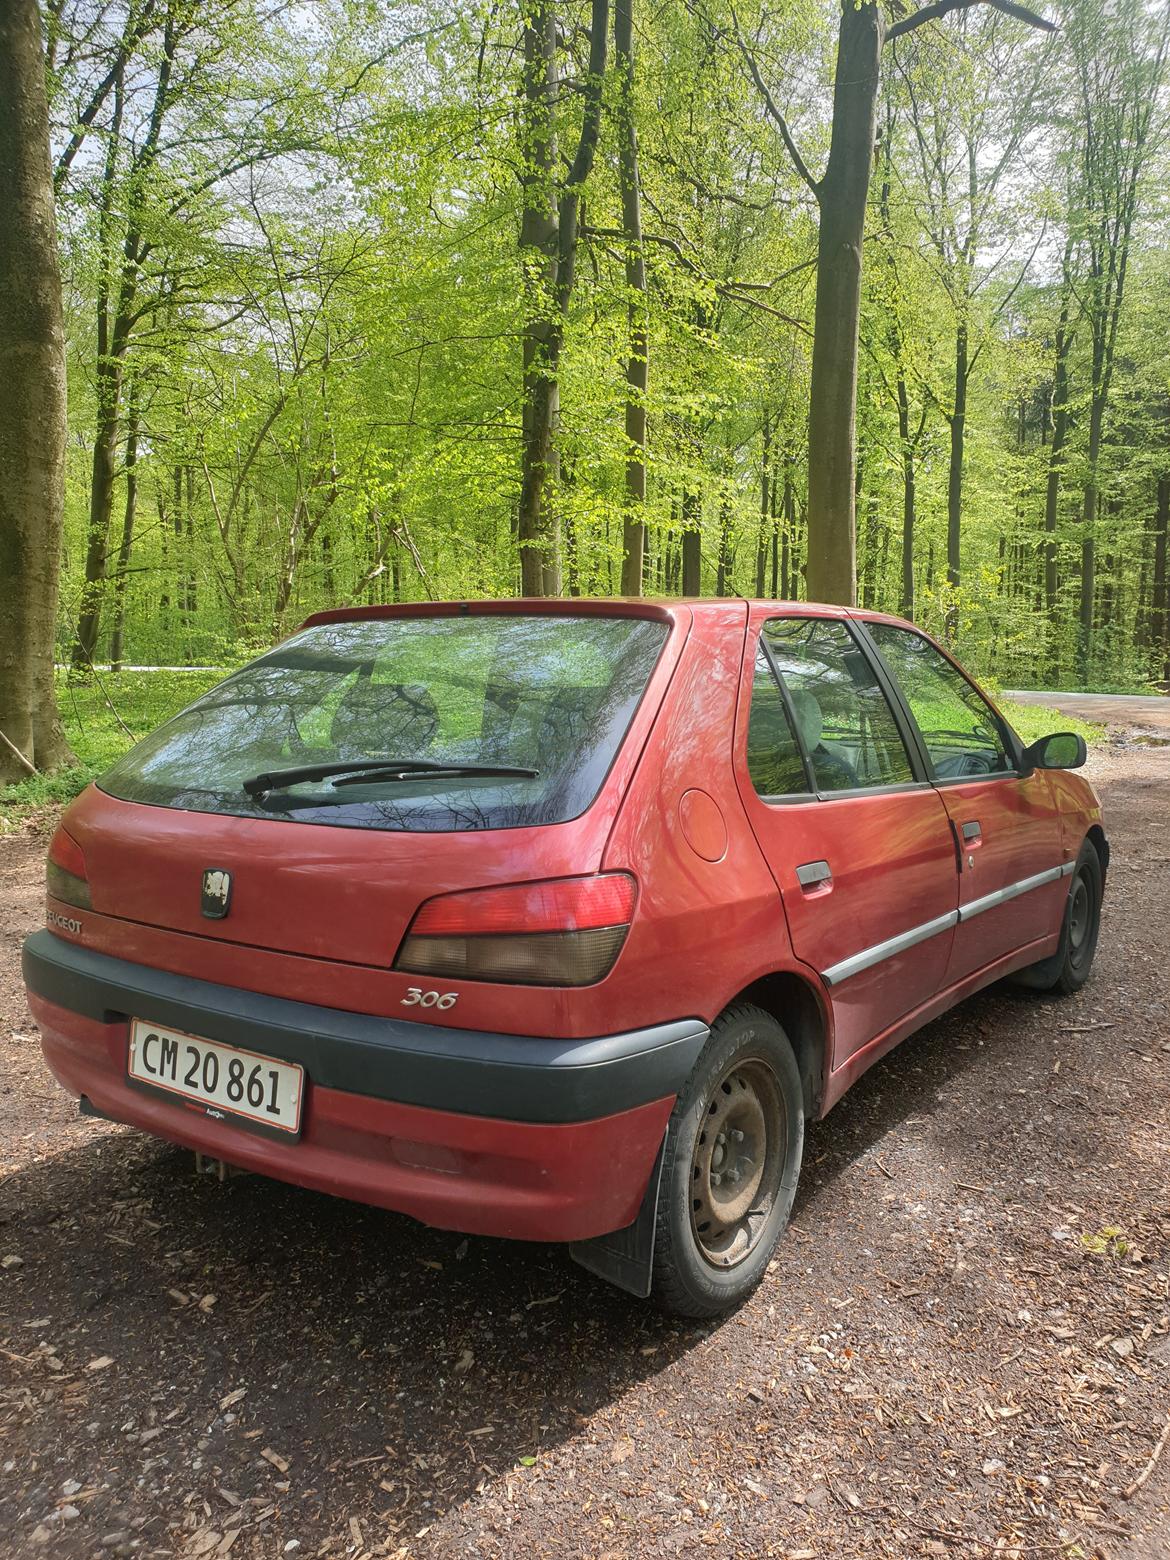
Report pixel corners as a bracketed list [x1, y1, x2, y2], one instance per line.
[1004, 689, 1170, 736]
[2, 733, 1168, 1559]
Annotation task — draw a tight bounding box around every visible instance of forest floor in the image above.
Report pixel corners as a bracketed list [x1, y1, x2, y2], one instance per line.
[2, 702, 1169, 1560]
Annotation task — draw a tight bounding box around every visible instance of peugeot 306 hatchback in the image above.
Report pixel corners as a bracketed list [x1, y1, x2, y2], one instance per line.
[23, 600, 1107, 1316]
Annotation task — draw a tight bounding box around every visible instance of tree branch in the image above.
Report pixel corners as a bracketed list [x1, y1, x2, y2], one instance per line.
[728, 3, 820, 198]
[53, 0, 158, 191]
[887, 0, 1055, 42]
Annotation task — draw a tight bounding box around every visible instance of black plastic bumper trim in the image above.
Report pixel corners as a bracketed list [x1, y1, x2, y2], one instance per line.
[23, 930, 708, 1126]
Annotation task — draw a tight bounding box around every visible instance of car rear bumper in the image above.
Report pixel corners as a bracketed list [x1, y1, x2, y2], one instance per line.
[23, 931, 707, 1241]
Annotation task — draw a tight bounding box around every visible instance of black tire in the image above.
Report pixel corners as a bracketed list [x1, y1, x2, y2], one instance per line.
[652, 1003, 803, 1319]
[1012, 840, 1103, 995]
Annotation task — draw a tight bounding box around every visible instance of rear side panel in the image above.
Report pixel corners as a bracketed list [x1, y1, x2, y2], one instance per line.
[601, 601, 795, 1027]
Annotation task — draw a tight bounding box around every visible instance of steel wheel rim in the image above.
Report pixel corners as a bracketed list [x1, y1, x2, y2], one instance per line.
[689, 1057, 786, 1270]
[1068, 874, 1091, 954]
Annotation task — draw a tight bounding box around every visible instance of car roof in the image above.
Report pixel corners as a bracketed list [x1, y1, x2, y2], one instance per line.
[298, 598, 917, 634]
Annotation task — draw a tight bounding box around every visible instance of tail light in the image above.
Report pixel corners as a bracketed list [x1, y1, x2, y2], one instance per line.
[47, 827, 92, 911]
[395, 873, 637, 987]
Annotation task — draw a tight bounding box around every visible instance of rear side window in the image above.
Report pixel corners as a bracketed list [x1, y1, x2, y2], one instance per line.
[99, 614, 668, 832]
[868, 623, 1013, 779]
[746, 650, 809, 797]
[748, 617, 915, 796]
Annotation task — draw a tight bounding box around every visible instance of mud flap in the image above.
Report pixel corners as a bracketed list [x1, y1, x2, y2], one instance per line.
[569, 1137, 665, 1298]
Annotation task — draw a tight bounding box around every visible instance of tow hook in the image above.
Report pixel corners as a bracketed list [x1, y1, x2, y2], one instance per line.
[194, 1151, 248, 1183]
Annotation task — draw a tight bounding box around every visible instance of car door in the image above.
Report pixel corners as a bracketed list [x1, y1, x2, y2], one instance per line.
[734, 609, 960, 1067]
[861, 619, 1067, 985]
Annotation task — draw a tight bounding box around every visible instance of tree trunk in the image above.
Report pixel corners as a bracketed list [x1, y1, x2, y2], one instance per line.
[897, 367, 915, 619]
[71, 24, 173, 667]
[1078, 388, 1105, 677]
[1152, 474, 1168, 682]
[1044, 259, 1074, 627]
[182, 465, 197, 637]
[74, 355, 123, 667]
[804, 0, 882, 607]
[756, 415, 771, 597]
[616, 0, 647, 596]
[0, 0, 73, 779]
[770, 457, 780, 597]
[946, 320, 968, 591]
[517, 0, 560, 597]
[517, 0, 608, 596]
[1099, 541, 1115, 639]
[108, 387, 139, 672]
[681, 485, 702, 595]
[715, 490, 731, 596]
[856, 457, 870, 607]
[781, 463, 794, 599]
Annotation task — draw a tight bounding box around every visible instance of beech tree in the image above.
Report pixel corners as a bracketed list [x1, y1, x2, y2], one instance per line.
[517, 0, 610, 595]
[0, 0, 72, 782]
[736, 0, 1054, 606]
[616, 0, 649, 594]
[1066, 0, 1170, 675]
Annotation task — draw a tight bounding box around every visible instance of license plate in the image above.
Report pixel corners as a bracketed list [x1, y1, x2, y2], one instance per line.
[127, 1019, 304, 1137]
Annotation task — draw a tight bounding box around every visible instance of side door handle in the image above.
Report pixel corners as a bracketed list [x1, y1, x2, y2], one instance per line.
[796, 860, 832, 890]
[957, 819, 982, 871]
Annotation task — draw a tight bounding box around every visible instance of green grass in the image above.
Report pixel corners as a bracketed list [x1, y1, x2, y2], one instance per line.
[0, 669, 227, 826]
[997, 697, 1103, 748]
[0, 670, 1105, 829]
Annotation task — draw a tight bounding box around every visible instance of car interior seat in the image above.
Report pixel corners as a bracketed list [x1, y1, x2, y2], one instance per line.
[788, 687, 858, 791]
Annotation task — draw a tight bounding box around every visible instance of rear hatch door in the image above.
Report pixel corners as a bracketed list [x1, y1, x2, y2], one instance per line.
[67, 605, 684, 969]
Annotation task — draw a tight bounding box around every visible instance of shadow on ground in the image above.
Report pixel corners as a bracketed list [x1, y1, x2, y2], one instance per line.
[0, 974, 1035, 1555]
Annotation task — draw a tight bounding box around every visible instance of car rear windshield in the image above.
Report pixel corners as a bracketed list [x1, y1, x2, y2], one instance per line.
[98, 613, 669, 832]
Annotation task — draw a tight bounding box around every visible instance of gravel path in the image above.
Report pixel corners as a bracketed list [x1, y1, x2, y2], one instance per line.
[2, 732, 1168, 1560]
[1003, 690, 1170, 736]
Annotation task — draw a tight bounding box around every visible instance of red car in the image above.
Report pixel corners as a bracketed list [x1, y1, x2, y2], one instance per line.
[24, 600, 1106, 1315]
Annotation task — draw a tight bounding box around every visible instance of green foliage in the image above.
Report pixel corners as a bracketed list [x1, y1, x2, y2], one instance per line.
[996, 699, 1102, 747]
[41, 0, 1170, 696]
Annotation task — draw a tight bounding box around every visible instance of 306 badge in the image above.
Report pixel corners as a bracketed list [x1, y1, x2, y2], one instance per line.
[401, 987, 458, 1011]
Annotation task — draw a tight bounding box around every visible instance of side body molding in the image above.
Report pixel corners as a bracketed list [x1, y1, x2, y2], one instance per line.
[821, 861, 1073, 987]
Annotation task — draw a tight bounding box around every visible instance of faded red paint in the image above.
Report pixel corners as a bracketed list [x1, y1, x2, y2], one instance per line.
[25, 598, 1104, 1241]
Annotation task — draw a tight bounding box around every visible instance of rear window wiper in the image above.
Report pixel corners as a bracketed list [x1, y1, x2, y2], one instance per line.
[329, 763, 538, 788]
[242, 759, 537, 798]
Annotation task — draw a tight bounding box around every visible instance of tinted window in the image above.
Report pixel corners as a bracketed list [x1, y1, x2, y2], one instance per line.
[760, 618, 915, 793]
[746, 649, 809, 797]
[868, 624, 1012, 779]
[99, 614, 668, 832]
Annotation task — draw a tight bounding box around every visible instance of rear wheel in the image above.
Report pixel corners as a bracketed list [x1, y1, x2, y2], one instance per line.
[1012, 840, 1102, 995]
[652, 1004, 803, 1318]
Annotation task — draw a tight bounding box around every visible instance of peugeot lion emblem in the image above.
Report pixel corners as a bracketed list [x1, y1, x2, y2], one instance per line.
[201, 868, 233, 919]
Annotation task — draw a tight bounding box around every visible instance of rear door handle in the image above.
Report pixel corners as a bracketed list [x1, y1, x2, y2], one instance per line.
[796, 860, 832, 889]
